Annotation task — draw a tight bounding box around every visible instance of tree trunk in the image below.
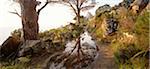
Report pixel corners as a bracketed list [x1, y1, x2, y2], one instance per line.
[19, 0, 39, 40]
[77, 12, 80, 24]
[77, 8, 80, 24]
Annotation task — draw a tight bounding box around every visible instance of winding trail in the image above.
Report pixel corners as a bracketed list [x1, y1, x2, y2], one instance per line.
[91, 43, 118, 69]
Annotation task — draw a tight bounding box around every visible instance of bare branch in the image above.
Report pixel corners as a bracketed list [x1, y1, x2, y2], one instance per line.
[9, 9, 26, 24]
[37, 0, 63, 15]
[9, 10, 21, 18]
[68, 2, 78, 15]
[80, 5, 95, 11]
[79, 0, 87, 7]
[37, 0, 49, 15]
[80, 2, 84, 7]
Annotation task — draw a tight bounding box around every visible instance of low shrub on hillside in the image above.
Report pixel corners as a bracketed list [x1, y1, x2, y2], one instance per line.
[113, 10, 149, 69]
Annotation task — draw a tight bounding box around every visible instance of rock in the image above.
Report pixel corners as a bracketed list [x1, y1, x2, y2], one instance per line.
[85, 12, 93, 20]
[80, 31, 97, 49]
[46, 31, 99, 69]
[106, 18, 118, 35]
[130, 0, 149, 14]
[0, 36, 21, 59]
[64, 40, 77, 54]
[120, 0, 135, 8]
[18, 40, 46, 57]
[96, 4, 111, 17]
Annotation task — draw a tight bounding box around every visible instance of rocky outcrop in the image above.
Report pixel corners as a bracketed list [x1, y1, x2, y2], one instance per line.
[0, 36, 21, 60]
[119, 0, 135, 8]
[44, 31, 99, 69]
[130, 0, 149, 14]
[95, 4, 111, 17]
[85, 12, 93, 20]
[18, 40, 46, 57]
[118, 0, 149, 14]
[18, 39, 65, 57]
[100, 17, 119, 38]
[105, 18, 118, 35]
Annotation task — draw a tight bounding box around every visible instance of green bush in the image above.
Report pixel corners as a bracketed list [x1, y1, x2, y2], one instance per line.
[113, 10, 149, 69]
[134, 10, 149, 50]
[1, 57, 30, 69]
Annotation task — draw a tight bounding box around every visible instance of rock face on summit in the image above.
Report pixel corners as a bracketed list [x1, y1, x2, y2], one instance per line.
[45, 31, 99, 69]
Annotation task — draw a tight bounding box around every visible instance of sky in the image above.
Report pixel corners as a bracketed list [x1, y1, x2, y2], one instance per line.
[0, 0, 122, 45]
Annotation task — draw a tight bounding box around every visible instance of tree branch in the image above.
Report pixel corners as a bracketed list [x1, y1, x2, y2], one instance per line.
[80, 5, 94, 11]
[80, 2, 83, 7]
[37, 0, 49, 15]
[79, 0, 87, 7]
[9, 9, 26, 25]
[76, 0, 79, 9]
[68, 2, 78, 15]
[9, 10, 21, 18]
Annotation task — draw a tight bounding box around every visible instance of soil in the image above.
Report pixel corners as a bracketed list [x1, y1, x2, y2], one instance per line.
[90, 43, 118, 69]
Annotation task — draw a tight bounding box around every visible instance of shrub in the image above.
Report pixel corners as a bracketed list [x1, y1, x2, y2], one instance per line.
[113, 10, 149, 69]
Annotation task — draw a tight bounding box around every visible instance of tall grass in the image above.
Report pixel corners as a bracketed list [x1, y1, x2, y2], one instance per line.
[113, 10, 149, 69]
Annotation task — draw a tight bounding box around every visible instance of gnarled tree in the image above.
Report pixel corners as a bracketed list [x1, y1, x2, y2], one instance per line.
[12, 0, 50, 40]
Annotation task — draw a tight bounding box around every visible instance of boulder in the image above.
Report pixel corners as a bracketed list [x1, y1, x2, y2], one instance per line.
[106, 18, 118, 35]
[0, 36, 21, 59]
[18, 40, 46, 57]
[120, 0, 135, 8]
[130, 0, 149, 14]
[96, 4, 111, 17]
[45, 31, 99, 69]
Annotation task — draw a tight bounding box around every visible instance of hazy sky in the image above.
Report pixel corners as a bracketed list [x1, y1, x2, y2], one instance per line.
[0, 0, 122, 45]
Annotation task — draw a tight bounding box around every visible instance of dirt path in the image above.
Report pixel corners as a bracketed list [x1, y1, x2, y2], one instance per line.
[91, 43, 118, 69]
